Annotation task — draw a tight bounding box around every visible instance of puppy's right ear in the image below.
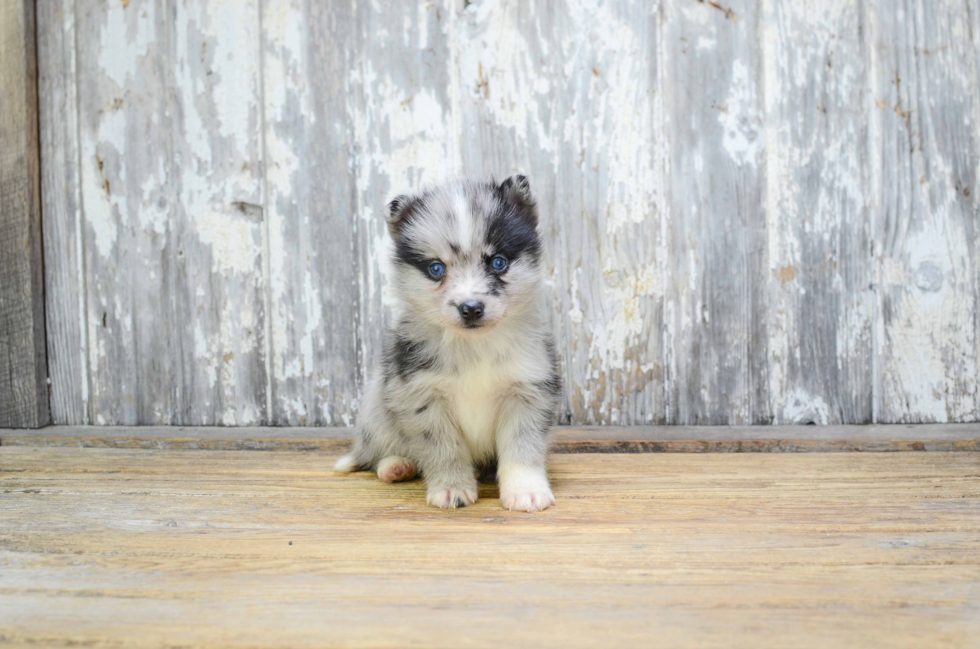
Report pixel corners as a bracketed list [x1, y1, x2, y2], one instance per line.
[385, 194, 414, 238]
[498, 175, 537, 227]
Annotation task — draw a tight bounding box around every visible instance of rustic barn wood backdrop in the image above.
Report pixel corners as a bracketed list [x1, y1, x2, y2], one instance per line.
[36, 0, 979, 427]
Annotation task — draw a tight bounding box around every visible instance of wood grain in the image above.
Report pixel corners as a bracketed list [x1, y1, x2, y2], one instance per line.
[37, 0, 87, 425]
[0, 0, 49, 429]
[1, 447, 978, 647]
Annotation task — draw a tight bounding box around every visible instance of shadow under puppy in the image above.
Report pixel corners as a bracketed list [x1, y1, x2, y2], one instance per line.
[334, 176, 561, 512]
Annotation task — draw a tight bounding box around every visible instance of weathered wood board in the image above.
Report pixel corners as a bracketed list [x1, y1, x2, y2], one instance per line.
[262, 0, 357, 427]
[3, 423, 979, 453]
[664, 0, 770, 424]
[170, 0, 269, 426]
[71, 0, 175, 425]
[0, 0, 49, 429]
[36, 0, 980, 425]
[37, 0, 85, 426]
[870, 0, 980, 423]
[763, 0, 875, 425]
[1, 448, 979, 647]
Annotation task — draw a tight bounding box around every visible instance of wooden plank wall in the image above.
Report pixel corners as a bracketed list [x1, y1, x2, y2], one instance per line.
[1, 0, 49, 429]
[37, 0, 980, 427]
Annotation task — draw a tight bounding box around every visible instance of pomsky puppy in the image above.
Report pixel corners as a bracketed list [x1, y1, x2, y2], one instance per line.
[334, 176, 560, 511]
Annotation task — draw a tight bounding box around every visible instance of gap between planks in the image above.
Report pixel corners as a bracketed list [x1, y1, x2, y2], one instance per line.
[1, 424, 978, 453]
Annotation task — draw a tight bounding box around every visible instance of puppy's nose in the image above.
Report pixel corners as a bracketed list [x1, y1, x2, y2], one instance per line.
[458, 301, 485, 325]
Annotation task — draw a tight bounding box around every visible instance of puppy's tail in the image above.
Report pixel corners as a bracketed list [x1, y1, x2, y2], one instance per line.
[333, 437, 371, 474]
[333, 453, 359, 473]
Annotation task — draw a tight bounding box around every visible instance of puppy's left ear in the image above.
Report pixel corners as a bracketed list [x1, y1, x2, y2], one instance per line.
[385, 193, 415, 238]
[499, 175, 537, 226]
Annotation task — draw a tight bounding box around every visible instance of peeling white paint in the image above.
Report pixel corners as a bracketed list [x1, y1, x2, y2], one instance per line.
[192, 210, 262, 275]
[718, 61, 762, 167]
[568, 266, 583, 325]
[588, 263, 660, 374]
[696, 35, 717, 52]
[782, 389, 830, 425]
[195, 321, 217, 390]
[98, 3, 155, 88]
[762, 0, 878, 424]
[458, 1, 555, 155]
[562, 0, 655, 237]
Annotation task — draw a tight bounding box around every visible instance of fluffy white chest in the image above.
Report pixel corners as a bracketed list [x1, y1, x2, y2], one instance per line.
[447, 360, 513, 460]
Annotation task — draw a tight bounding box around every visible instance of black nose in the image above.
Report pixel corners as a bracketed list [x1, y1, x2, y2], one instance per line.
[458, 301, 485, 325]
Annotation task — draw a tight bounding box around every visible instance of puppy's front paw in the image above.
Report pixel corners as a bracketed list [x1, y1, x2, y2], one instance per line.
[427, 486, 478, 509]
[498, 465, 554, 512]
[501, 488, 555, 512]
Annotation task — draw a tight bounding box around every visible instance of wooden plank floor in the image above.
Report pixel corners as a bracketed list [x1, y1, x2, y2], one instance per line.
[1, 447, 978, 648]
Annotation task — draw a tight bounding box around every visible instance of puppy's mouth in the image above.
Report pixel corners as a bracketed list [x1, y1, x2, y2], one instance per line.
[456, 318, 498, 333]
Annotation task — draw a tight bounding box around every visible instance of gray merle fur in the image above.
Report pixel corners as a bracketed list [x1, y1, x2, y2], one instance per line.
[335, 176, 561, 512]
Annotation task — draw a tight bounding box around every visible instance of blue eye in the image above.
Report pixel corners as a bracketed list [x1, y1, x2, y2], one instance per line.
[428, 261, 445, 278]
[491, 255, 508, 272]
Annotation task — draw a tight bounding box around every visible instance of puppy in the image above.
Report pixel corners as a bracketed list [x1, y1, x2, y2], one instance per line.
[334, 176, 560, 511]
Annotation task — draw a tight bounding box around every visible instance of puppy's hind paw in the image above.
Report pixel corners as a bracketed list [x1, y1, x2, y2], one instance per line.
[501, 488, 555, 512]
[427, 486, 478, 509]
[333, 453, 359, 474]
[377, 456, 417, 483]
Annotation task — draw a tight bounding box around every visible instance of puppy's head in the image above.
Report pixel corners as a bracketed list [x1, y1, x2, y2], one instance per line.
[386, 176, 542, 333]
